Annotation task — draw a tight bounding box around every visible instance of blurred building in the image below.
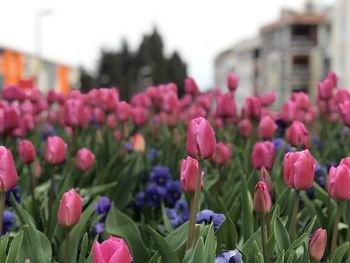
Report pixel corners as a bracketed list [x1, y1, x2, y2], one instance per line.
[0, 47, 80, 94]
[260, 7, 331, 107]
[332, 0, 350, 88]
[214, 37, 261, 108]
[214, 1, 333, 108]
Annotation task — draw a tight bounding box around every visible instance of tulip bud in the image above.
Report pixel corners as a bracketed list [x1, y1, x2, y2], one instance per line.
[93, 236, 133, 263]
[258, 116, 277, 139]
[131, 133, 145, 152]
[184, 77, 199, 96]
[259, 91, 276, 106]
[286, 121, 310, 148]
[309, 228, 327, 261]
[251, 141, 275, 169]
[339, 101, 350, 126]
[227, 73, 239, 91]
[132, 107, 148, 127]
[106, 114, 117, 129]
[242, 97, 261, 119]
[186, 117, 216, 160]
[210, 142, 232, 165]
[64, 99, 84, 127]
[283, 150, 316, 190]
[0, 146, 19, 192]
[18, 140, 36, 164]
[238, 119, 253, 138]
[116, 101, 132, 123]
[180, 156, 204, 192]
[259, 167, 273, 192]
[45, 136, 67, 164]
[216, 92, 236, 118]
[253, 181, 272, 213]
[328, 164, 350, 200]
[57, 189, 83, 227]
[76, 148, 95, 171]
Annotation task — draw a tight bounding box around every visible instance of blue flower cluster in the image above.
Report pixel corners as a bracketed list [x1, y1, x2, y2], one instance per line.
[2, 210, 16, 235]
[271, 138, 291, 153]
[196, 209, 226, 232]
[215, 249, 243, 263]
[92, 196, 111, 236]
[166, 200, 189, 228]
[134, 166, 182, 209]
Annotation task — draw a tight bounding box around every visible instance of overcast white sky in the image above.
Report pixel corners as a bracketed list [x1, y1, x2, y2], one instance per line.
[0, 0, 333, 89]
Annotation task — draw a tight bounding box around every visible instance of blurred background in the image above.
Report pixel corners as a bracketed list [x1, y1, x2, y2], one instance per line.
[0, 0, 347, 107]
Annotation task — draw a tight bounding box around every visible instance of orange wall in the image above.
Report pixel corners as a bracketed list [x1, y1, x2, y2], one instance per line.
[57, 65, 69, 95]
[2, 49, 23, 86]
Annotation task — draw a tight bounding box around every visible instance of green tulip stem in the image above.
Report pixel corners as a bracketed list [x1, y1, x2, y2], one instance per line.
[186, 158, 203, 250]
[28, 164, 37, 222]
[331, 202, 341, 255]
[64, 228, 70, 263]
[260, 214, 269, 263]
[346, 200, 350, 257]
[0, 191, 5, 237]
[290, 190, 300, 242]
[266, 212, 271, 237]
[46, 177, 55, 237]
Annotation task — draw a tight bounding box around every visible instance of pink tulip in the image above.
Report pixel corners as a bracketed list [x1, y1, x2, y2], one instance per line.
[280, 100, 297, 123]
[76, 148, 95, 171]
[132, 107, 148, 127]
[291, 92, 310, 110]
[131, 133, 145, 152]
[259, 167, 273, 193]
[216, 92, 236, 118]
[0, 146, 19, 192]
[93, 236, 132, 263]
[328, 164, 350, 200]
[339, 101, 350, 126]
[340, 157, 350, 169]
[93, 107, 106, 124]
[283, 150, 316, 190]
[259, 91, 276, 106]
[2, 86, 26, 102]
[45, 136, 67, 164]
[258, 116, 277, 139]
[253, 181, 272, 213]
[309, 228, 327, 261]
[161, 91, 178, 113]
[184, 77, 199, 96]
[107, 114, 117, 129]
[336, 88, 350, 105]
[317, 80, 334, 100]
[64, 99, 84, 127]
[18, 140, 36, 164]
[238, 119, 253, 138]
[242, 97, 261, 119]
[227, 73, 239, 91]
[186, 117, 216, 160]
[210, 142, 232, 165]
[116, 102, 132, 123]
[57, 189, 83, 227]
[251, 141, 275, 169]
[180, 156, 204, 192]
[286, 121, 310, 148]
[97, 88, 119, 111]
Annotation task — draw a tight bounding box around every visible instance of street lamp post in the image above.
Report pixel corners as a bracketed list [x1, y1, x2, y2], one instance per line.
[35, 9, 53, 59]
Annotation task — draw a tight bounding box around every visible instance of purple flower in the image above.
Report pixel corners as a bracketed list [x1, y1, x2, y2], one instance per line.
[271, 138, 290, 153]
[5, 186, 21, 207]
[147, 148, 159, 160]
[215, 249, 243, 263]
[150, 166, 171, 186]
[95, 196, 111, 222]
[91, 222, 105, 236]
[196, 209, 225, 232]
[175, 199, 189, 222]
[134, 191, 146, 210]
[124, 142, 133, 153]
[146, 183, 165, 208]
[2, 210, 15, 235]
[166, 181, 182, 207]
[166, 208, 181, 228]
[165, 199, 189, 228]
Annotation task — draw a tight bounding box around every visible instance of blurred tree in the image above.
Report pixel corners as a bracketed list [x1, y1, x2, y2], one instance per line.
[94, 28, 187, 99]
[79, 68, 96, 93]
